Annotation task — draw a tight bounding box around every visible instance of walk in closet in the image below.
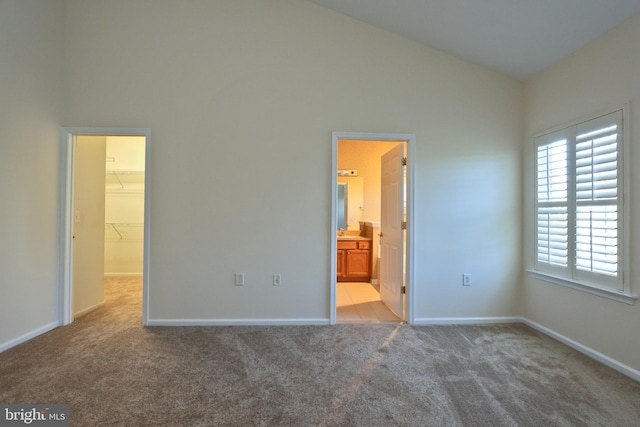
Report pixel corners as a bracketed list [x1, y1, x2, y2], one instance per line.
[104, 137, 145, 276]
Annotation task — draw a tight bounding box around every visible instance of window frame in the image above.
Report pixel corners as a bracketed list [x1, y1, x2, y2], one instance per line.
[530, 105, 635, 304]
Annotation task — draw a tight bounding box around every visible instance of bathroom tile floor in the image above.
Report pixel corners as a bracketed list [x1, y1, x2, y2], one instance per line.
[337, 282, 401, 323]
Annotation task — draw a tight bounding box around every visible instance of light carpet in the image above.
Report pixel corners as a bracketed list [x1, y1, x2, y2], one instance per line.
[1, 277, 639, 426]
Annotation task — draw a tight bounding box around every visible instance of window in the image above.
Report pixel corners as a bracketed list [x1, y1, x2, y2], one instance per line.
[534, 109, 628, 296]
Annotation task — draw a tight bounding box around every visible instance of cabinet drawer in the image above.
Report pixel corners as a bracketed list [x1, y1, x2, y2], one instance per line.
[357, 241, 370, 249]
[337, 241, 357, 250]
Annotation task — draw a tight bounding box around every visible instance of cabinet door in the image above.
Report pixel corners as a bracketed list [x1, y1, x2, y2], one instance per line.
[345, 250, 370, 278]
[337, 249, 345, 279]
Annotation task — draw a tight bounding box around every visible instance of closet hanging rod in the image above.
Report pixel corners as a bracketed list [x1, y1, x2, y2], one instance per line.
[105, 222, 144, 240]
[105, 170, 144, 189]
[105, 223, 122, 240]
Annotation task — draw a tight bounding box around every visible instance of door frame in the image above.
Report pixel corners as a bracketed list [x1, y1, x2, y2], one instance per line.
[330, 132, 416, 325]
[59, 127, 151, 326]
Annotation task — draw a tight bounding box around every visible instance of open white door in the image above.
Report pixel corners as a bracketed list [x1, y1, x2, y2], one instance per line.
[72, 136, 106, 316]
[379, 144, 405, 318]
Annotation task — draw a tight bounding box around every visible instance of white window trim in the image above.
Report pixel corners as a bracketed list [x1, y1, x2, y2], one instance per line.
[527, 269, 636, 305]
[529, 104, 635, 304]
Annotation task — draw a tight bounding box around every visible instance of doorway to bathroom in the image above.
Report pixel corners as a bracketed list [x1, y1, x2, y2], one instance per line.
[330, 132, 415, 325]
[59, 128, 151, 326]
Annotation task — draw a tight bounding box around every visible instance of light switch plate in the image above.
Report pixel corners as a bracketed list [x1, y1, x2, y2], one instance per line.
[463, 273, 471, 286]
[234, 273, 244, 286]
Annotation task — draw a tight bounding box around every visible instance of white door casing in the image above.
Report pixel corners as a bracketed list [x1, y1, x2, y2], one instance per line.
[379, 144, 405, 318]
[60, 127, 151, 326]
[330, 131, 414, 325]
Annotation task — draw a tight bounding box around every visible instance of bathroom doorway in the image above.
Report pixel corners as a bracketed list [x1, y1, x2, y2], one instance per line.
[330, 132, 415, 325]
[59, 128, 151, 326]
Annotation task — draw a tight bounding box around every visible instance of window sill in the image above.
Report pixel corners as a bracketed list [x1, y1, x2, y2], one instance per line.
[526, 270, 637, 305]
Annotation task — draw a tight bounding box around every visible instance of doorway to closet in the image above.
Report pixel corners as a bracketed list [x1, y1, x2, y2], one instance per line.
[60, 128, 151, 326]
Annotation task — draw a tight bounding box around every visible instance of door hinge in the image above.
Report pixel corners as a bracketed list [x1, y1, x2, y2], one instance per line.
[401, 221, 407, 230]
[401, 286, 406, 294]
[402, 156, 407, 166]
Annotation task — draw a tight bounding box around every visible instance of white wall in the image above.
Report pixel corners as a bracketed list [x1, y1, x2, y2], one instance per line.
[61, 0, 522, 324]
[2, 0, 635, 379]
[523, 13, 640, 371]
[0, 0, 66, 349]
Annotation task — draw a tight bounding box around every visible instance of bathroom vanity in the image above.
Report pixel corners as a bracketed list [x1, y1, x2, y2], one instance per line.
[337, 236, 372, 282]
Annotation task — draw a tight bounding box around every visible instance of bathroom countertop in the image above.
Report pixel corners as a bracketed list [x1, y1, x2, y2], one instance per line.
[337, 235, 371, 241]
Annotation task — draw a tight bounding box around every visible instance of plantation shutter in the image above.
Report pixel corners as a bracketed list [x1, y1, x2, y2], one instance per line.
[536, 133, 568, 272]
[533, 110, 624, 291]
[574, 111, 622, 285]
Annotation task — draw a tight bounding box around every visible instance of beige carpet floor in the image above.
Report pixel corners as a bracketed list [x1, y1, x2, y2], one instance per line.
[1, 277, 639, 426]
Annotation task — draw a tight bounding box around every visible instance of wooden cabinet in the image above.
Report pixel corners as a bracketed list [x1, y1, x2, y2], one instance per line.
[337, 239, 371, 281]
[337, 249, 345, 280]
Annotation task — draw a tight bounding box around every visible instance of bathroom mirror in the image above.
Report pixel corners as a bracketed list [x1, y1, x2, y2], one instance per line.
[337, 176, 364, 231]
[337, 183, 348, 230]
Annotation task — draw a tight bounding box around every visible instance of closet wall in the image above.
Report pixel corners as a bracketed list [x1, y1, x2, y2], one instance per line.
[104, 136, 145, 276]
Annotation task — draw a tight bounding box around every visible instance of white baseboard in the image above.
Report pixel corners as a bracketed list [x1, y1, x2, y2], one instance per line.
[146, 318, 331, 326]
[0, 321, 59, 353]
[413, 316, 522, 325]
[413, 316, 640, 382]
[74, 301, 105, 318]
[522, 318, 640, 383]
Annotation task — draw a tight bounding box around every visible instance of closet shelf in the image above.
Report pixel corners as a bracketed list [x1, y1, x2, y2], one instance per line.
[106, 170, 145, 190]
[105, 222, 144, 241]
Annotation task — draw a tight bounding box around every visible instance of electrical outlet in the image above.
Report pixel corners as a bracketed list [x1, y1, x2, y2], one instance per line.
[272, 274, 282, 286]
[462, 273, 471, 286]
[234, 273, 244, 286]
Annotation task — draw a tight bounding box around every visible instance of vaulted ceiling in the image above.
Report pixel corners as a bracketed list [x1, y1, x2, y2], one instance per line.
[308, 0, 640, 80]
